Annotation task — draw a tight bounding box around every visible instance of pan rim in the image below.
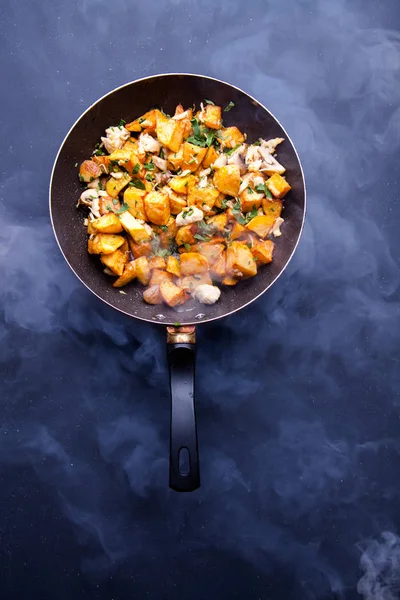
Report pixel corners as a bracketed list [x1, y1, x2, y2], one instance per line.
[49, 72, 307, 326]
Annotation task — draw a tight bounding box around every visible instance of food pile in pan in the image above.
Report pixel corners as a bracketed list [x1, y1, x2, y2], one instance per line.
[77, 101, 291, 306]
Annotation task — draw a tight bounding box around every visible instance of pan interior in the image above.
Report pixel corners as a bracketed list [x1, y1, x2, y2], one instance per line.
[50, 74, 305, 325]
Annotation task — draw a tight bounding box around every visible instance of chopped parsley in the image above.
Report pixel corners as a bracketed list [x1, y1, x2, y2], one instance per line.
[247, 186, 255, 194]
[159, 148, 165, 159]
[160, 225, 168, 231]
[225, 144, 241, 156]
[144, 162, 154, 170]
[112, 199, 119, 205]
[130, 180, 146, 190]
[132, 163, 140, 174]
[204, 99, 215, 105]
[184, 243, 191, 251]
[106, 204, 112, 211]
[92, 148, 106, 156]
[194, 233, 211, 242]
[145, 174, 154, 182]
[78, 174, 84, 182]
[118, 118, 126, 128]
[253, 140, 261, 146]
[115, 203, 130, 214]
[224, 101, 235, 112]
[255, 183, 272, 198]
[174, 322, 181, 327]
[182, 207, 194, 218]
[186, 117, 218, 148]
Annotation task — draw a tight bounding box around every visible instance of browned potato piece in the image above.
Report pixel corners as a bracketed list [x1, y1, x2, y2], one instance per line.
[87, 220, 97, 235]
[100, 249, 127, 276]
[150, 269, 174, 287]
[240, 187, 264, 213]
[226, 241, 257, 278]
[262, 198, 283, 219]
[92, 155, 112, 174]
[128, 238, 152, 258]
[175, 225, 197, 247]
[149, 256, 167, 270]
[112, 261, 137, 288]
[166, 256, 181, 277]
[88, 234, 125, 255]
[191, 242, 224, 264]
[181, 142, 208, 172]
[169, 174, 197, 194]
[105, 173, 132, 198]
[202, 146, 219, 169]
[179, 272, 213, 292]
[120, 238, 130, 256]
[91, 213, 123, 234]
[230, 221, 247, 240]
[246, 215, 275, 238]
[266, 173, 291, 198]
[119, 211, 152, 243]
[99, 196, 121, 215]
[218, 126, 245, 149]
[252, 240, 275, 264]
[156, 113, 185, 152]
[143, 285, 163, 304]
[126, 109, 163, 133]
[203, 105, 222, 129]
[214, 193, 226, 209]
[160, 280, 190, 307]
[108, 149, 142, 175]
[167, 189, 187, 214]
[123, 187, 147, 220]
[210, 252, 227, 278]
[206, 213, 228, 232]
[144, 191, 170, 226]
[187, 185, 220, 211]
[167, 148, 183, 171]
[134, 256, 151, 285]
[213, 165, 240, 196]
[79, 160, 102, 183]
[222, 275, 238, 286]
[173, 104, 193, 138]
[153, 217, 177, 248]
[180, 252, 209, 275]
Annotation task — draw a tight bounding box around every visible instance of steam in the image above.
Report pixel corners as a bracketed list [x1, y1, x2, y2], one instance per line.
[1, 0, 400, 597]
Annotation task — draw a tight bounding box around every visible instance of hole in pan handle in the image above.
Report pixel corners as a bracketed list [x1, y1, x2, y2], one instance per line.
[167, 327, 200, 492]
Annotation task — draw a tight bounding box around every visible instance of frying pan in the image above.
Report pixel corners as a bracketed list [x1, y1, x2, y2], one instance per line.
[49, 73, 306, 492]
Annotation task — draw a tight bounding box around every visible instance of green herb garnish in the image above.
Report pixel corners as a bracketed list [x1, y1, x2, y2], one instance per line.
[194, 233, 211, 242]
[115, 203, 130, 214]
[145, 174, 153, 182]
[255, 183, 272, 198]
[174, 322, 181, 327]
[225, 144, 241, 156]
[118, 119, 126, 127]
[132, 163, 140, 174]
[224, 101, 235, 112]
[247, 186, 255, 194]
[144, 162, 154, 170]
[130, 180, 146, 190]
[204, 99, 215, 105]
[160, 225, 168, 231]
[184, 243, 191, 251]
[112, 199, 119, 205]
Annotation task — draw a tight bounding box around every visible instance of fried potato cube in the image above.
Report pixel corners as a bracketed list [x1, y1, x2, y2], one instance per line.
[226, 241, 257, 278]
[100, 249, 127, 276]
[240, 187, 264, 213]
[222, 275, 238, 286]
[156, 114, 185, 152]
[202, 146, 219, 169]
[173, 105, 193, 138]
[210, 252, 227, 278]
[266, 173, 291, 199]
[99, 196, 121, 215]
[144, 191, 170, 226]
[178, 272, 213, 292]
[181, 142, 208, 172]
[118, 211, 152, 243]
[126, 109, 163, 133]
[88, 234, 125, 255]
[149, 256, 167, 270]
[206, 213, 228, 232]
[92, 155, 112, 173]
[230, 221, 247, 240]
[128, 238, 152, 258]
[134, 256, 151, 285]
[79, 160, 102, 183]
[252, 239, 275, 265]
[160, 280, 190, 307]
[203, 104, 222, 129]
[112, 261, 137, 287]
[187, 185, 220, 211]
[192, 242, 224, 264]
[120, 238, 130, 255]
[175, 224, 197, 247]
[143, 285, 163, 304]
[105, 173, 132, 198]
[180, 252, 209, 275]
[108, 149, 142, 175]
[218, 126, 245, 149]
[214, 193, 226, 209]
[262, 198, 283, 219]
[213, 165, 240, 196]
[150, 269, 174, 287]
[166, 256, 181, 277]
[167, 148, 183, 171]
[123, 187, 147, 220]
[169, 174, 197, 194]
[87, 219, 97, 235]
[167, 189, 187, 214]
[245, 215, 275, 238]
[91, 213, 123, 234]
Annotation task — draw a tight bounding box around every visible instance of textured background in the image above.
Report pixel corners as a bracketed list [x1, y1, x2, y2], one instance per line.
[1, 1, 400, 599]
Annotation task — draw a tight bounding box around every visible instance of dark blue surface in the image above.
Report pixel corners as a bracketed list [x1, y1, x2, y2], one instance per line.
[1, 1, 400, 599]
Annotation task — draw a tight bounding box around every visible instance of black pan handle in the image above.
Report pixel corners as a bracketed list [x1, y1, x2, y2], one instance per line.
[167, 326, 200, 492]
